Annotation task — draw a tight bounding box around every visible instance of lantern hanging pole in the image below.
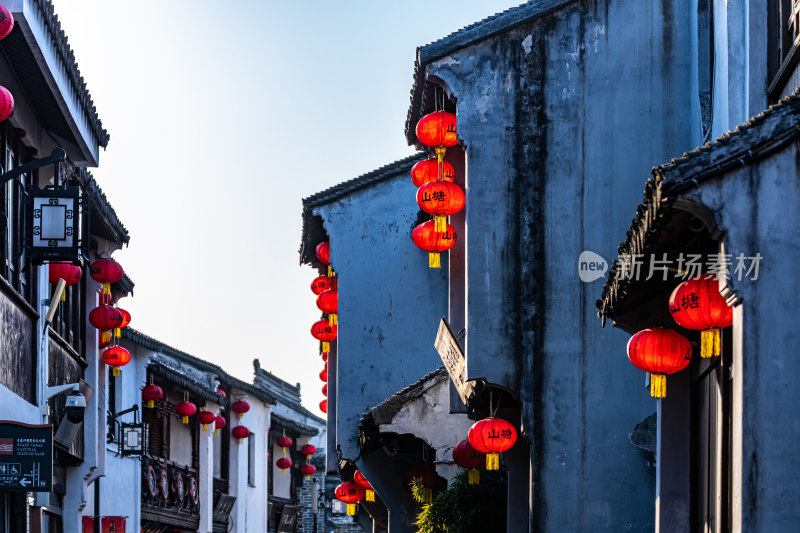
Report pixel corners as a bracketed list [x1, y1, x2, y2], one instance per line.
[0, 148, 65, 187]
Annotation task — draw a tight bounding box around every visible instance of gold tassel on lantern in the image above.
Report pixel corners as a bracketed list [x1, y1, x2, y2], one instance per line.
[434, 215, 446, 232]
[366, 489, 375, 502]
[468, 469, 480, 485]
[346, 503, 356, 516]
[486, 453, 500, 471]
[322, 341, 330, 352]
[429, 252, 441, 268]
[700, 328, 721, 358]
[650, 374, 666, 398]
[329, 314, 337, 326]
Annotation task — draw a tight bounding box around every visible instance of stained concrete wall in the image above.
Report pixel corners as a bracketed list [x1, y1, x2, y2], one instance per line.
[680, 142, 800, 531]
[312, 168, 448, 462]
[422, 1, 700, 530]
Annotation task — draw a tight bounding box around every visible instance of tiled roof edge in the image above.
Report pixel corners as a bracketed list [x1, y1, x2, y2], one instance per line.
[30, 0, 109, 147]
[405, 0, 573, 144]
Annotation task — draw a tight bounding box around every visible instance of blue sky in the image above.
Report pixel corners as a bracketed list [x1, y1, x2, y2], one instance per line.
[55, 0, 524, 411]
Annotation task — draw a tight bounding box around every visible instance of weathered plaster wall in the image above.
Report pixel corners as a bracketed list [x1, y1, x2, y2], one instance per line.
[313, 169, 448, 462]
[424, 0, 698, 529]
[682, 142, 800, 531]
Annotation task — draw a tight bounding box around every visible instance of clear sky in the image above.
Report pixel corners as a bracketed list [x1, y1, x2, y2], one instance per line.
[54, 0, 524, 412]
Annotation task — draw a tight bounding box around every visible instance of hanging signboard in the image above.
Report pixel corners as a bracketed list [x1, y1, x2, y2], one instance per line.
[434, 318, 475, 404]
[0, 421, 52, 491]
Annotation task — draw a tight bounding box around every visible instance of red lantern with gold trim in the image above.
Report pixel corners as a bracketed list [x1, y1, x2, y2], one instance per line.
[311, 275, 330, 295]
[410, 158, 455, 187]
[335, 481, 365, 515]
[102, 346, 130, 377]
[317, 289, 338, 326]
[232, 425, 249, 444]
[453, 439, 485, 484]
[669, 278, 732, 358]
[175, 401, 197, 424]
[0, 6, 15, 41]
[412, 220, 457, 269]
[468, 418, 517, 471]
[416, 111, 457, 162]
[89, 305, 124, 332]
[627, 328, 692, 398]
[276, 457, 292, 474]
[301, 463, 316, 480]
[231, 399, 250, 419]
[49, 262, 81, 301]
[311, 319, 337, 352]
[214, 415, 226, 435]
[417, 180, 465, 232]
[354, 470, 375, 502]
[196, 410, 215, 431]
[142, 384, 163, 408]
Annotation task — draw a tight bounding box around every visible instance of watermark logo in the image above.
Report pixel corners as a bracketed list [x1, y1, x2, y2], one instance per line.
[578, 250, 608, 282]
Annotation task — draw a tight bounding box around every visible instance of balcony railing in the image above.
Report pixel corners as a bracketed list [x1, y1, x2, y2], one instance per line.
[141, 456, 200, 530]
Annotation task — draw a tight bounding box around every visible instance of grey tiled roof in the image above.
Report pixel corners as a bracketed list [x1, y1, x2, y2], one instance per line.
[298, 153, 425, 267]
[597, 88, 800, 324]
[365, 367, 448, 426]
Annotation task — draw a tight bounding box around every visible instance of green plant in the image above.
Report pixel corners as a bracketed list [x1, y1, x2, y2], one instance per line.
[412, 470, 507, 533]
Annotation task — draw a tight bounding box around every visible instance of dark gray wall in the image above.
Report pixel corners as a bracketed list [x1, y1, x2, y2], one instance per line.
[314, 170, 448, 462]
[422, 0, 697, 530]
[682, 142, 800, 531]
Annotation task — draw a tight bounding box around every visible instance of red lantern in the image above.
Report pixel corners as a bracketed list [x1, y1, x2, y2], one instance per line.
[321, 351, 328, 362]
[453, 439, 485, 484]
[0, 5, 15, 40]
[232, 425, 249, 444]
[276, 435, 293, 453]
[417, 180, 465, 231]
[98, 330, 112, 349]
[197, 410, 216, 431]
[416, 111, 458, 162]
[175, 401, 197, 424]
[301, 444, 316, 460]
[142, 384, 163, 408]
[311, 319, 337, 352]
[316, 242, 330, 265]
[102, 346, 130, 377]
[48, 262, 82, 301]
[0, 86, 13, 122]
[404, 462, 436, 503]
[91, 258, 124, 301]
[319, 368, 327, 383]
[412, 220, 457, 269]
[669, 278, 733, 358]
[354, 470, 375, 502]
[322, 384, 328, 396]
[468, 418, 517, 470]
[410, 158, 455, 187]
[319, 399, 327, 413]
[627, 328, 692, 398]
[276, 457, 292, 474]
[317, 289, 338, 326]
[89, 305, 124, 332]
[301, 463, 317, 480]
[214, 415, 226, 435]
[231, 399, 250, 419]
[335, 481, 365, 515]
[311, 275, 330, 295]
